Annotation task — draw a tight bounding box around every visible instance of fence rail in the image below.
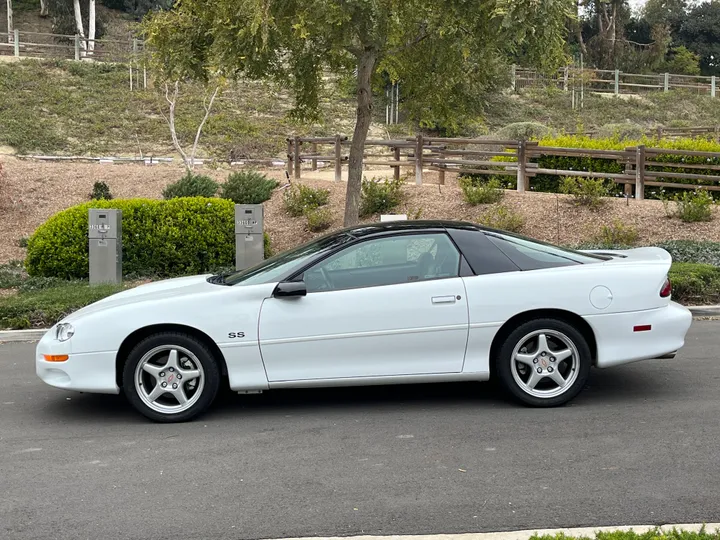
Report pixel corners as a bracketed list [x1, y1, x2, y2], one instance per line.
[513, 66, 717, 98]
[288, 135, 720, 200]
[0, 29, 143, 63]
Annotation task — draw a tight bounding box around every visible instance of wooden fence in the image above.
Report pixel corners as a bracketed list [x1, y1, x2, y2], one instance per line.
[0, 29, 142, 63]
[513, 66, 717, 98]
[287, 135, 720, 200]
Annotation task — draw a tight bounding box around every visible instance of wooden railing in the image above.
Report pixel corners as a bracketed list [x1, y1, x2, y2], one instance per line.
[0, 29, 142, 63]
[287, 135, 720, 200]
[513, 66, 718, 98]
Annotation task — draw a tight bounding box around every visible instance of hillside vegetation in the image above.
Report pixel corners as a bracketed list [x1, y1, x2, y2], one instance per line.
[2, 60, 720, 160]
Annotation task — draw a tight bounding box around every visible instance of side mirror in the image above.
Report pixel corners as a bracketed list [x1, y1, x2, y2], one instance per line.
[273, 281, 307, 298]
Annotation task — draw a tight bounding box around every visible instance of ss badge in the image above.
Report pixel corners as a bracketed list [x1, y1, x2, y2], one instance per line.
[228, 332, 245, 339]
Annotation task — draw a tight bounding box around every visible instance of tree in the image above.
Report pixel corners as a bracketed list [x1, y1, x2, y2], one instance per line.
[144, 0, 573, 226]
[6, 0, 12, 44]
[642, 0, 687, 35]
[678, 1, 720, 76]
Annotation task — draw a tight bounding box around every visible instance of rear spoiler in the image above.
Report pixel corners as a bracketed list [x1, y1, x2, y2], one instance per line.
[579, 246, 673, 266]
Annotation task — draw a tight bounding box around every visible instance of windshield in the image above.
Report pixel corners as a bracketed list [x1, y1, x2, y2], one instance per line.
[222, 233, 353, 286]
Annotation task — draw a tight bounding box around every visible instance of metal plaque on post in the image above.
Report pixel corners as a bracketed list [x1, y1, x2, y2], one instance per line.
[235, 204, 265, 271]
[89, 208, 122, 284]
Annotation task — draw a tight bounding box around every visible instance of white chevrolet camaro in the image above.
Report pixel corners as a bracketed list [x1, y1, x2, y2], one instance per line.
[36, 220, 692, 422]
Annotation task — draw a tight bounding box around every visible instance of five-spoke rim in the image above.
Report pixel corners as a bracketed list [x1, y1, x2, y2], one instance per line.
[510, 329, 579, 399]
[134, 345, 205, 414]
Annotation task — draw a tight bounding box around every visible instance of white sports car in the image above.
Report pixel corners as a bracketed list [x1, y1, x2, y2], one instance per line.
[36, 220, 692, 422]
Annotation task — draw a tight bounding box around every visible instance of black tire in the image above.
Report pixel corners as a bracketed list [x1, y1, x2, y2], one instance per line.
[495, 318, 591, 407]
[122, 332, 221, 423]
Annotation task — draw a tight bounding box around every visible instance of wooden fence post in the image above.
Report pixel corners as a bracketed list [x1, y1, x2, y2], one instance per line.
[511, 64, 516, 92]
[74, 34, 80, 61]
[712, 76, 716, 99]
[437, 150, 446, 185]
[664, 73, 669, 92]
[563, 66, 569, 92]
[635, 145, 645, 200]
[311, 142, 318, 171]
[286, 138, 293, 177]
[13, 29, 20, 57]
[293, 136, 301, 179]
[334, 135, 342, 182]
[516, 141, 527, 192]
[415, 134, 424, 185]
[393, 146, 400, 181]
[614, 70, 620, 95]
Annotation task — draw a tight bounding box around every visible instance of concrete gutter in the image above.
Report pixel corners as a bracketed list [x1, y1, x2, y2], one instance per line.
[270, 523, 720, 540]
[3, 305, 720, 343]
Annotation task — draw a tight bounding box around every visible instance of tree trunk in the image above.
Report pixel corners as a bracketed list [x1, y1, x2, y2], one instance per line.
[72, 0, 86, 55]
[6, 0, 13, 45]
[88, 0, 96, 54]
[40, 0, 48, 17]
[344, 49, 377, 227]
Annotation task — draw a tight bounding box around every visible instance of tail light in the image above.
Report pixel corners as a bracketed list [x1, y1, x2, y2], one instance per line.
[660, 277, 672, 298]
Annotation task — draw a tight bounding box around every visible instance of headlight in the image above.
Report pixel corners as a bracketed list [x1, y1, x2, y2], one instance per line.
[55, 323, 75, 342]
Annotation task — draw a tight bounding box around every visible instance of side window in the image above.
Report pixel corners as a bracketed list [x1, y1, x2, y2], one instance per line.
[486, 234, 581, 270]
[303, 233, 461, 292]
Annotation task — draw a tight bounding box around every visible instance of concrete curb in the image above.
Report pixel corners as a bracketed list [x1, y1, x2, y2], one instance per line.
[3, 306, 720, 343]
[271, 523, 720, 540]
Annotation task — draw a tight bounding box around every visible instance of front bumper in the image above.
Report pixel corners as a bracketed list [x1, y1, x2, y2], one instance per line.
[586, 301, 692, 368]
[35, 328, 120, 394]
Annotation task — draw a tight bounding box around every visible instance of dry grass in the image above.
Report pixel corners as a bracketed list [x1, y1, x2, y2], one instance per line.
[2, 156, 720, 264]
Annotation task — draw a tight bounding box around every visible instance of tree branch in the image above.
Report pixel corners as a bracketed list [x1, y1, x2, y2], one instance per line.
[163, 81, 190, 170]
[387, 30, 429, 56]
[190, 85, 220, 165]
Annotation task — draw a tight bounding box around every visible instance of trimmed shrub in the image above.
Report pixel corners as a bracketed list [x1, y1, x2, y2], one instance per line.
[668, 262, 720, 305]
[359, 177, 404, 217]
[497, 122, 552, 141]
[459, 177, 505, 205]
[593, 220, 639, 247]
[559, 176, 610, 209]
[283, 183, 330, 217]
[658, 240, 720, 267]
[163, 172, 219, 200]
[26, 198, 238, 279]
[305, 207, 333, 232]
[219, 170, 279, 204]
[477, 204, 524, 233]
[89, 181, 113, 200]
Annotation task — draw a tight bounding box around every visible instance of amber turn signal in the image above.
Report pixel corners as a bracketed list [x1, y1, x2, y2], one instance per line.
[43, 354, 69, 362]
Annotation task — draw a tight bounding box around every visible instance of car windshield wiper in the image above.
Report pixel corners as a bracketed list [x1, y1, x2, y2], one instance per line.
[207, 272, 231, 286]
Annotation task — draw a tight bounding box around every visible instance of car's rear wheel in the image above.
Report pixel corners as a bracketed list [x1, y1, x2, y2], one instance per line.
[496, 319, 591, 407]
[122, 332, 220, 423]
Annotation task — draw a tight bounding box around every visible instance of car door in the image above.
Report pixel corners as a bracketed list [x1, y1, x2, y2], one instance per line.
[257, 232, 470, 382]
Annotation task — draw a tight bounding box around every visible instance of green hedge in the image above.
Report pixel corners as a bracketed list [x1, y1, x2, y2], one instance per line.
[532, 135, 720, 198]
[25, 198, 272, 279]
[668, 262, 720, 305]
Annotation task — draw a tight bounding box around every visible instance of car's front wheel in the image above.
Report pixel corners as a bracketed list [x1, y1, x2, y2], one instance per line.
[496, 319, 591, 407]
[122, 332, 220, 422]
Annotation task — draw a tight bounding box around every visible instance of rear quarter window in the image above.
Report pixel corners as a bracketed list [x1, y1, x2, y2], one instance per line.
[485, 233, 605, 271]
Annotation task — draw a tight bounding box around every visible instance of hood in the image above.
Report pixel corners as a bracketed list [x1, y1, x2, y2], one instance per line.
[62, 274, 217, 322]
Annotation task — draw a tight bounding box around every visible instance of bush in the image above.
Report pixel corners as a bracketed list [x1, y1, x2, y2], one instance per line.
[497, 122, 552, 141]
[25, 198, 237, 279]
[593, 220, 639, 247]
[359, 177, 404, 217]
[305, 207, 333, 232]
[668, 262, 720, 305]
[89, 181, 113, 201]
[477, 204, 525, 233]
[219, 170, 279, 204]
[673, 189, 714, 222]
[657, 240, 720, 267]
[283, 183, 330, 217]
[459, 177, 505, 205]
[0, 283, 125, 330]
[596, 123, 645, 141]
[560, 176, 609, 209]
[0, 260, 25, 289]
[163, 172, 219, 200]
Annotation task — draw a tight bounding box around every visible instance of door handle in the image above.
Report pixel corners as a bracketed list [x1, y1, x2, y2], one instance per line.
[431, 295, 457, 304]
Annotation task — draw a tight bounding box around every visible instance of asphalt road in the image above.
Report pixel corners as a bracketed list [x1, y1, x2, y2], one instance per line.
[2, 322, 720, 540]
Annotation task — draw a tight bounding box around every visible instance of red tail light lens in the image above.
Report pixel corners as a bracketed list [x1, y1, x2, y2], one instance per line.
[660, 277, 672, 298]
